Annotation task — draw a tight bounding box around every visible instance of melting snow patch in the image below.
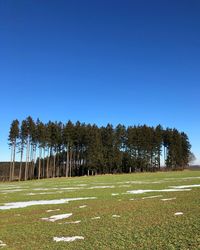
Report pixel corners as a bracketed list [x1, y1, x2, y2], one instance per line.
[174, 212, 183, 216]
[0, 240, 6, 247]
[89, 186, 115, 189]
[0, 197, 96, 210]
[142, 195, 163, 199]
[0, 189, 25, 193]
[112, 215, 120, 218]
[111, 193, 119, 196]
[46, 209, 60, 213]
[126, 189, 191, 194]
[91, 216, 100, 220]
[64, 220, 81, 224]
[53, 236, 84, 242]
[79, 205, 87, 208]
[161, 198, 176, 201]
[170, 184, 200, 189]
[27, 191, 64, 196]
[41, 213, 72, 222]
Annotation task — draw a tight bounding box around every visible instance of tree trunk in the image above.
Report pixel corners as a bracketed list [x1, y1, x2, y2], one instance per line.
[66, 144, 69, 177]
[9, 144, 13, 181]
[25, 137, 30, 181]
[43, 148, 45, 178]
[53, 153, 56, 178]
[12, 141, 16, 181]
[33, 145, 37, 179]
[38, 147, 42, 179]
[46, 148, 49, 178]
[69, 147, 72, 177]
[19, 147, 23, 181]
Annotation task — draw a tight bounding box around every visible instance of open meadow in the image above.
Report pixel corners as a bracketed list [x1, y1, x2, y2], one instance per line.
[0, 170, 200, 250]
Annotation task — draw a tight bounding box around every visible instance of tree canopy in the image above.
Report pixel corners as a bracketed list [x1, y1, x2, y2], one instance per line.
[7, 117, 192, 181]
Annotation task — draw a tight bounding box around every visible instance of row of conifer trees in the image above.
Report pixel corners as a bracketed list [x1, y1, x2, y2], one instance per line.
[8, 116, 191, 181]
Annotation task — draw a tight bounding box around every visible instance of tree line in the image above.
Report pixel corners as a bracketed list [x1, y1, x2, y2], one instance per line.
[8, 116, 191, 181]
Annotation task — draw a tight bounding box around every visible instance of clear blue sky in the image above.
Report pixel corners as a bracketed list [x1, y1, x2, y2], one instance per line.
[0, 0, 199, 163]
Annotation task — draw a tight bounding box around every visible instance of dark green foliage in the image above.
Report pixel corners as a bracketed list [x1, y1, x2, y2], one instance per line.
[6, 118, 192, 181]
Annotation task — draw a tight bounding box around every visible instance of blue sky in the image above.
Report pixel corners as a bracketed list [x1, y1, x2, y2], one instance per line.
[0, 0, 199, 163]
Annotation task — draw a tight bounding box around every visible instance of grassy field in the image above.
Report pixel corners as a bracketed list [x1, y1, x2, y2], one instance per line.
[0, 171, 200, 250]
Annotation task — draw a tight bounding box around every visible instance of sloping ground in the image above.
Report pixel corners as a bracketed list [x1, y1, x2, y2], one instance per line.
[0, 171, 200, 249]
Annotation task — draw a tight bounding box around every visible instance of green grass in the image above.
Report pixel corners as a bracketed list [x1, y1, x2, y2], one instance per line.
[0, 170, 200, 249]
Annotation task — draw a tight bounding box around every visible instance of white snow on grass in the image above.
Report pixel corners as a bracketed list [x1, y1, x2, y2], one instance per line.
[60, 187, 83, 190]
[0, 189, 25, 193]
[33, 188, 52, 191]
[111, 193, 119, 196]
[161, 198, 176, 201]
[117, 181, 164, 185]
[64, 220, 81, 224]
[0, 240, 6, 247]
[142, 195, 163, 199]
[170, 184, 200, 189]
[0, 197, 96, 210]
[32, 187, 76, 191]
[53, 236, 84, 242]
[91, 216, 100, 220]
[46, 209, 60, 213]
[79, 205, 87, 208]
[88, 186, 115, 189]
[27, 191, 64, 196]
[112, 215, 120, 218]
[174, 212, 183, 216]
[0, 186, 21, 190]
[41, 213, 72, 222]
[126, 188, 191, 194]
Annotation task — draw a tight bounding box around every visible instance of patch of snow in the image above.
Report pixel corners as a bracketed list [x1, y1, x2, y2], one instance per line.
[88, 186, 115, 189]
[142, 195, 163, 199]
[161, 198, 176, 201]
[0, 240, 6, 247]
[174, 212, 183, 216]
[27, 191, 64, 196]
[126, 188, 191, 194]
[112, 215, 120, 218]
[53, 236, 84, 242]
[170, 184, 200, 189]
[91, 216, 100, 220]
[41, 213, 72, 222]
[46, 209, 60, 213]
[64, 220, 81, 224]
[0, 197, 96, 210]
[79, 205, 87, 208]
[33, 188, 52, 191]
[0, 189, 25, 193]
[111, 193, 119, 196]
